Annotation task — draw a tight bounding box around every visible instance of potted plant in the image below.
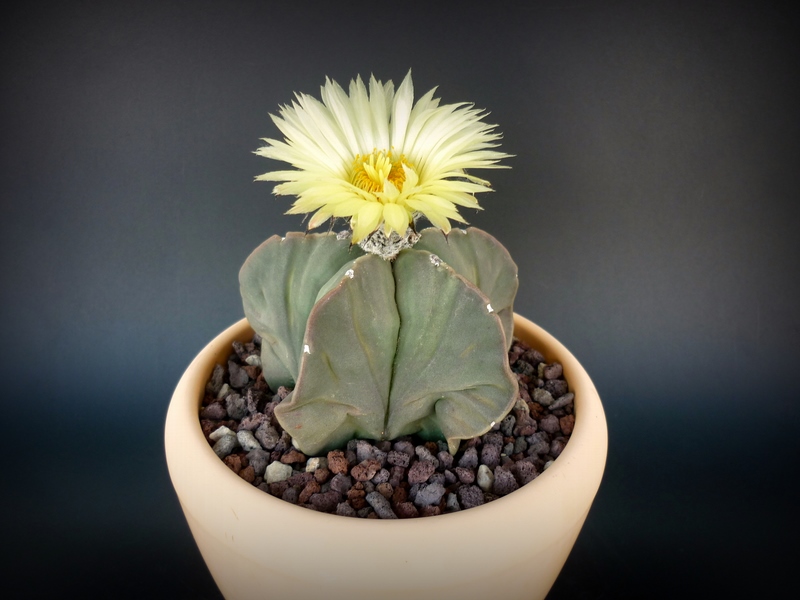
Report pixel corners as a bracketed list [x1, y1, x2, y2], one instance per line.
[165, 72, 607, 600]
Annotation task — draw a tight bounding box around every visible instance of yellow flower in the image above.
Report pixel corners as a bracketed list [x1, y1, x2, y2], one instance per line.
[255, 71, 509, 243]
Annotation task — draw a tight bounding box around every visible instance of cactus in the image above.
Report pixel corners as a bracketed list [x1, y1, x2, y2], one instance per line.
[241, 72, 520, 455]
[240, 227, 519, 455]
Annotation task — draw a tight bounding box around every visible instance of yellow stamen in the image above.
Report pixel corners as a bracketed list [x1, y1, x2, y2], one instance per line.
[351, 150, 411, 196]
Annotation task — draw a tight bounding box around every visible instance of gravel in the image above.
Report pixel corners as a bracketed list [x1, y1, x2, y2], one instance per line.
[200, 335, 576, 519]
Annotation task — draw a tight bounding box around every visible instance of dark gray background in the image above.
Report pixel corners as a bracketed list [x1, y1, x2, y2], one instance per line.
[2, 1, 798, 598]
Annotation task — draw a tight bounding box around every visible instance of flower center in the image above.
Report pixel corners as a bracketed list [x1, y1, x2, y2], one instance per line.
[351, 150, 409, 195]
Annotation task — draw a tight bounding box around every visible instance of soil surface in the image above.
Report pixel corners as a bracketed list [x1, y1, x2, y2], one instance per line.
[200, 335, 574, 518]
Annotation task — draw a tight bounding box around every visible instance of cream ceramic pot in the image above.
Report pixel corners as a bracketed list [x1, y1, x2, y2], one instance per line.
[165, 314, 608, 600]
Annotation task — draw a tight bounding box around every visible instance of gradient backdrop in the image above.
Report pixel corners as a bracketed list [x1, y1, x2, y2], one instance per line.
[2, 1, 798, 598]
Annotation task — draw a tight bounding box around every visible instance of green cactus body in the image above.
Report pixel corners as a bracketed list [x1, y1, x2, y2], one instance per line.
[238, 232, 364, 388]
[239, 227, 519, 456]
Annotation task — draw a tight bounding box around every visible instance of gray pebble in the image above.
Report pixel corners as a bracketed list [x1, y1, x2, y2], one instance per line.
[532, 388, 554, 407]
[356, 440, 377, 463]
[549, 392, 575, 411]
[545, 379, 569, 398]
[393, 440, 415, 457]
[329, 473, 353, 494]
[500, 414, 516, 437]
[255, 424, 280, 450]
[212, 434, 239, 458]
[265, 461, 293, 484]
[415, 446, 439, 469]
[458, 446, 478, 469]
[228, 361, 250, 389]
[209, 425, 236, 441]
[429, 473, 446, 487]
[236, 429, 261, 452]
[366, 491, 398, 519]
[216, 383, 230, 399]
[513, 437, 528, 455]
[476, 464, 494, 492]
[502, 442, 514, 456]
[246, 449, 270, 477]
[526, 432, 551, 456]
[550, 438, 567, 458]
[205, 364, 225, 396]
[371, 468, 390, 484]
[414, 482, 445, 507]
[225, 393, 247, 420]
[244, 354, 262, 367]
[445, 493, 461, 512]
[336, 502, 356, 517]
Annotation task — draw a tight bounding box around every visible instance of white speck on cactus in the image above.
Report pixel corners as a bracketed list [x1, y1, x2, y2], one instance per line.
[487, 303, 494, 313]
[429, 254, 441, 267]
[303, 344, 310, 354]
[345, 269, 354, 279]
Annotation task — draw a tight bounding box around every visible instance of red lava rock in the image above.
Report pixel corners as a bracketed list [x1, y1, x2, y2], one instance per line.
[543, 362, 563, 380]
[205, 334, 575, 520]
[200, 402, 227, 420]
[298, 480, 321, 504]
[280, 449, 307, 464]
[347, 485, 366, 510]
[287, 472, 313, 487]
[376, 482, 394, 499]
[395, 502, 419, 518]
[389, 465, 406, 487]
[242, 365, 260, 379]
[407, 460, 436, 484]
[492, 466, 519, 496]
[223, 453, 246, 474]
[314, 467, 331, 483]
[539, 414, 560, 434]
[527, 401, 544, 420]
[239, 465, 256, 483]
[351, 459, 382, 482]
[454, 467, 475, 484]
[419, 506, 441, 517]
[327, 450, 349, 474]
[269, 481, 289, 497]
[310, 490, 341, 512]
[550, 438, 568, 459]
[559, 414, 575, 435]
[391, 484, 408, 506]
